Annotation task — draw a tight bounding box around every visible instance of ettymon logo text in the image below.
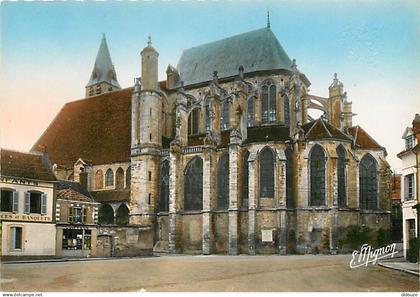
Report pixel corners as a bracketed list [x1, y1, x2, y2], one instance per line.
[349, 243, 398, 268]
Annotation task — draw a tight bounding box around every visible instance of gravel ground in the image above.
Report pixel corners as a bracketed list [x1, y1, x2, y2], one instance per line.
[1, 254, 418, 292]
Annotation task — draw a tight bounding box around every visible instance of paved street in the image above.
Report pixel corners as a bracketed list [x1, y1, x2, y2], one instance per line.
[1, 255, 418, 292]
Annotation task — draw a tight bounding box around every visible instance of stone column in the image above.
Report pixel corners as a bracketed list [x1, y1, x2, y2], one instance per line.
[228, 130, 241, 255]
[248, 153, 256, 255]
[202, 147, 214, 255]
[168, 146, 180, 254]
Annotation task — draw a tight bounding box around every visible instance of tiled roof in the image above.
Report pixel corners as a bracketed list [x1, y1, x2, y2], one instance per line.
[57, 188, 95, 203]
[1, 148, 56, 181]
[347, 125, 383, 149]
[32, 88, 133, 167]
[91, 190, 130, 203]
[177, 27, 293, 87]
[57, 180, 92, 198]
[302, 119, 352, 142]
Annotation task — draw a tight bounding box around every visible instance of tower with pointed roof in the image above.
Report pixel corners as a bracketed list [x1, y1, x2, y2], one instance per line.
[85, 34, 121, 97]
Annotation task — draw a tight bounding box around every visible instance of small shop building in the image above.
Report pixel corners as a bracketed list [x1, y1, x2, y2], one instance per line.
[55, 180, 99, 257]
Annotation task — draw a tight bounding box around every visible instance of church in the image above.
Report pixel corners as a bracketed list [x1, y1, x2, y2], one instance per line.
[32, 21, 392, 256]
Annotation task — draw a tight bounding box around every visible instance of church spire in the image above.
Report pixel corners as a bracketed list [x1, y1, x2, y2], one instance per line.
[85, 34, 121, 97]
[267, 11, 270, 28]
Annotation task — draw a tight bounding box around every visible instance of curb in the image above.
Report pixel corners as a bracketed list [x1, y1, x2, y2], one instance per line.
[2, 256, 156, 265]
[378, 262, 419, 277]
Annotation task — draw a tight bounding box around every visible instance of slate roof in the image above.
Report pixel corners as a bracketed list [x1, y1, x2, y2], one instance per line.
[177, 27, 293, 87]
[347, 125, 383, 149]
[302, 119, 352, 142]
[1, 148, 56, 181]
[86, 35, 121, 89]
[32, 88, 133, 167]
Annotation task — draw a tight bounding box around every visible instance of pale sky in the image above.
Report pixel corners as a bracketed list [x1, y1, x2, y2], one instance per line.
[1, 0, 419, 170]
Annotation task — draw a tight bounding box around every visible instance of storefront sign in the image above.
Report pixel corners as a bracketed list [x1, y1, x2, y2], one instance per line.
[1, 176, 39, 186]
[0, 213, 51, 222]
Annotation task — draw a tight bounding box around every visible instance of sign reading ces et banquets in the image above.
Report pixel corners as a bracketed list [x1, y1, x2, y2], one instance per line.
[0, 213, 51, 222]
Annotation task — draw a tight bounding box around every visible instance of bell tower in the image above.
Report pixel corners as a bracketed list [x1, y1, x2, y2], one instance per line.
[130, 36, 162, 226]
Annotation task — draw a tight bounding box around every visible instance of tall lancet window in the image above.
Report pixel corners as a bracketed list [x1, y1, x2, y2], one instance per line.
[188, 108, 200, 135]
[184, 157, 203, 211]
[247, 98, 255, 127]
[159, 160, 170, 212]
[310, 145, 326, 206]
[359, 154, 378, 210]
[284, 95, 290, 126]
[217, 154, 229, 210]
[261, 80, 277, 124]
[242, 150, 250, 208]
[337, 145, 347, 207]
[259, 147, 275, 199]
[205, 97, 212, 131]
[285, 147, 293, 208]
[221, 101, 230, 131]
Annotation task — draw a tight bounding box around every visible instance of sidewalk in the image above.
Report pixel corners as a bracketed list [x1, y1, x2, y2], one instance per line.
[378, 260, 419, 276]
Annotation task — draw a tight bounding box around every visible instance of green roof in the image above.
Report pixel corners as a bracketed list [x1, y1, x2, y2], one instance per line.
[177, 27, 293, 87]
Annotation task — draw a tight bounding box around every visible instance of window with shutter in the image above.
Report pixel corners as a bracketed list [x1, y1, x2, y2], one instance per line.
[24, 192, 30, 214]
[10, 226, 22, 250]
[41, 193, 47, 215]
[12, 191, 19, 213]
[1, 189, 14, 212]
[310, 145, 326, 206]
[69, 207, 74, 223]
[83, 207, 88, 223]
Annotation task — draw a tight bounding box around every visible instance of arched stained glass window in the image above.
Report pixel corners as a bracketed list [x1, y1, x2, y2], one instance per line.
[242, 150, 250, 208]
[95, 170, 104, 189]
[217, 154, 229, 210]
[184, 157, 203, 210]
[188, 108, 200, 135]
[105, 169, 114, 187]
[286, 148, 293, 208]
[221, 101, 230, 131]
[337, 146, 346, 207]
[310, 145, 326, 206]
[247, 98, 255, 127]
[284, 95, 290, 126]
[261, 81, 277, 124]
[159, 160, 170, 212]
[359, 154, 377, 210]
[259, 147, 275, 199]
[205, 98, 212, 131]
[115, 167, 124, 190]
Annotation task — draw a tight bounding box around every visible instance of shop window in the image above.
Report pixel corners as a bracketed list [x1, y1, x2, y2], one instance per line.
[116, 204, 129, 226]
[310, 145, 326, 206]
[184, 157, 203, 211]
[98, 204, 114, 225]
[105, 169, 114, 187]
[10, 226, 22, 250]
[217, 154, 229, 210]
[62, 229, 92, 250]
[95, 170, 104, 189]
[1, 189, 18, 212]
[261, 80, 277, 124]
[159, 160, 170, 212]
[115, 167, 124, 190]
[337, 145, 347, 207]
[259, 147, 275, 199]
[359, 154, 378, 210]
[24, 192, 46, 214]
